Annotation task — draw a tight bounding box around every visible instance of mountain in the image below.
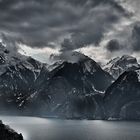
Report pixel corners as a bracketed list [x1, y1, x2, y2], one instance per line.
[104, 69, 140, 120]
[49, 52, 114, 92]
[29, 52, 113, 118]
[104, 55, 140, 79]
[0, 42, 48, 114]
[0, 43, 113, 119]
[1, 42, 140, 120]
[0, 120, 23, 140]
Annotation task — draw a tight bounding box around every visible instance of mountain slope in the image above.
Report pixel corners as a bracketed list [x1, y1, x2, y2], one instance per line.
[104, 69, 140, 120]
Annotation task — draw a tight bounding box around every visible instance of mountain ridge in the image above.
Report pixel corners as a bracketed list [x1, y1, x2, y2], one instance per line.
[0, 42, 140, 120]
[0, 43, 114, 119]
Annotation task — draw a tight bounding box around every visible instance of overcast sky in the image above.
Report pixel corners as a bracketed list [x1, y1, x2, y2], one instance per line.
[0, 0, 140, 64]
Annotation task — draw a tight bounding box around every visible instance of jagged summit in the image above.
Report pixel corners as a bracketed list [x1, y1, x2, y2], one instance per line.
[49, 51, 102, 73]
[50, 60, 113, 91]
[0, 42, 45, 74]
[104, 55, 140, 79]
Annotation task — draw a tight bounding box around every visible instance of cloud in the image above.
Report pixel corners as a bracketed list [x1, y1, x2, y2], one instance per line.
[60, 2, 127, 51]
[106, 39, 123, 52]
[2, 0, 140, 64]
[0, 0, 127, 49]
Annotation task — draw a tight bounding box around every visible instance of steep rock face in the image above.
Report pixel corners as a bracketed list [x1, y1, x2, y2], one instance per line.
[104, 70, 140, 120]
[0, 120, 23, 140]
[104, 55, 140, 79]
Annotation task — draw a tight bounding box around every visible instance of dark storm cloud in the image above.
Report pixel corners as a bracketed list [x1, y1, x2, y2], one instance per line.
[106, 39, 123, 52]
[60, 1, 129, 51]
[0, 0, 127, 49]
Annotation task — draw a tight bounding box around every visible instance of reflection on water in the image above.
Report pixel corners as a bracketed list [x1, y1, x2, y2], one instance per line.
[0, 116, 140, 140]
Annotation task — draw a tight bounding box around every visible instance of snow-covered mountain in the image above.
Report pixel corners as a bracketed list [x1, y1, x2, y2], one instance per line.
[0, 42, 48, 114]
[29, 52, 114, 118]
[41, 53, 113, 118]
[104, 55, 140, 79]
[1, 42, 140, 120]
[0, 43, 114, 119]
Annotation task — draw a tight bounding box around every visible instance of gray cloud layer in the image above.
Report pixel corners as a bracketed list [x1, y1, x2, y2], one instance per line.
[1, 0, 140, 64]
[0, 0, 127, 49]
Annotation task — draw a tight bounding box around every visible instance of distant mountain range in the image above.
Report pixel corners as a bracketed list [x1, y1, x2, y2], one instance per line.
[0, 42, 140, 120]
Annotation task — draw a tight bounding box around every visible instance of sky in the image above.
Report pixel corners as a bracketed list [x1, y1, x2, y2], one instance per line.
[0, 0, 140, 64]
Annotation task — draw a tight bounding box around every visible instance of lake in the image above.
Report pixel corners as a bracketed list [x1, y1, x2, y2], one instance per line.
[0, 116, 140, 140]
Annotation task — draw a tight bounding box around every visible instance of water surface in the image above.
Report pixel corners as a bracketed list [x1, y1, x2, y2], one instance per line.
[0, 116, 140, 140]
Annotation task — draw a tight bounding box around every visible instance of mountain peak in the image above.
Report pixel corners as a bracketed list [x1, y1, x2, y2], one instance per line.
[50, 51, 93, 64]
[49, 51, 102, 73]
[49, 55, 113, 93]
[104, 55, 140, 79]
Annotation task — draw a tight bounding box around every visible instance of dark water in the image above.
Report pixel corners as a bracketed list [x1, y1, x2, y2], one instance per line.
[0, 116, 140, 140]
